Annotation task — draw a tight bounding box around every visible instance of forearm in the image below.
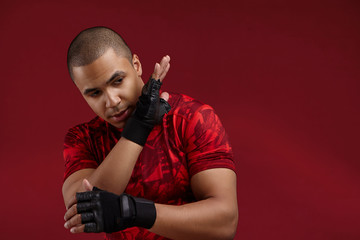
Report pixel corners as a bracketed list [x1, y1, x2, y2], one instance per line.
[64, 169, 238, 237]
[63, 137, 142, 206]
[150, 197, 238, 240]
[85, 137, 142, 194]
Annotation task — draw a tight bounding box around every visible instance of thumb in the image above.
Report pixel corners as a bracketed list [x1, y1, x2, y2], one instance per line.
[160, 91, 169, 102]
[82, 179, 93, 191]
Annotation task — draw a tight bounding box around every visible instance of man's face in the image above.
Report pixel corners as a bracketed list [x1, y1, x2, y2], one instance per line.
[72, 48, 144, 128]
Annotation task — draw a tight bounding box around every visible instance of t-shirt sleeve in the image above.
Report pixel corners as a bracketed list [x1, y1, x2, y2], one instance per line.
[63, 127, 99, 181]
[184, 104, 235, 177]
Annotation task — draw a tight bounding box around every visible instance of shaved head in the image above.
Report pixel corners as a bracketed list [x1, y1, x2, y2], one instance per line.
[67, 26, 132, 80]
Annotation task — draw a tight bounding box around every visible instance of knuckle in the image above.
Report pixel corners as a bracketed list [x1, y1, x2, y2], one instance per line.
[69, 214, 80, 226]
[72, 224, 85, 233]
[69, 205, 77, 217]
[76, 214, 82, 224]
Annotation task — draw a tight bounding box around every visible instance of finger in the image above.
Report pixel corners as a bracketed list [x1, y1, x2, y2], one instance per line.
[70, 224, 85, 234]
[76, 191, 98, 202]
[66, 195, 77, 210]
[77, 201, 98, 213]
[159, 55, 170, 70]
[160, 92, 169, 102]
[152, 63, 160, 80]
[152, 55, 170, 80]
[64, 213, 82, 229]
[158, 56, 170, 77]
[81, 212, 95, 223]
[159, 98, 171, 115]
[84, 222, 97, 233]
[64, 204, 78, 221]
[82, 179, 93, 191]
[159, 63, 170, 82]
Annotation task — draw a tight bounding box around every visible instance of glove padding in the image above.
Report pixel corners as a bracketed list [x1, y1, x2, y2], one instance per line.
[122, 78, 171, 146]
[76, 187, 156, 233]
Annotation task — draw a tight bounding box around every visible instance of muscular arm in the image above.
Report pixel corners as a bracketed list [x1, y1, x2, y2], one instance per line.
[65, 168, 238, 239]
[150, 168, 238, 240]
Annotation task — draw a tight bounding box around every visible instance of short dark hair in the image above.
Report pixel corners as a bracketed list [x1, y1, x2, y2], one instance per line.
[67, 26, 133, 80]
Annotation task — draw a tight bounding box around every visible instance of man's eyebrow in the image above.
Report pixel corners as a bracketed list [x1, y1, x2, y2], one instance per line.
[105, 71, 125, 84]
[83, 71, 125, 95]
[83, 88, 97, 95]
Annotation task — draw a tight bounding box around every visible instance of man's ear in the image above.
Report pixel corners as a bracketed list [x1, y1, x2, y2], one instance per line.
[132, 54, 142, 77]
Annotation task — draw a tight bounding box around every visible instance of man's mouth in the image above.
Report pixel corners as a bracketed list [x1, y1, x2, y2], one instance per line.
[110, 108, 130, 122]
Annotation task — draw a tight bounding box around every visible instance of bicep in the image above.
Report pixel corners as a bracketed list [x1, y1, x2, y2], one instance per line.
[191, 168, 237, 204]
[62, 168, 95, 208]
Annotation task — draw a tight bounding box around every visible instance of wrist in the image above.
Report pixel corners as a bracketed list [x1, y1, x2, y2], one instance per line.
[132, 196, 157, 229]
[119, 194, 156, 229]
[121, 117, 153, 146]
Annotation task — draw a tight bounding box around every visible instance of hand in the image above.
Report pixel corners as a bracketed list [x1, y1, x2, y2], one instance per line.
[64, 179, 93, 233]
[152, 55, 170, 85]
[121, 55, 171, 146]
[64, 181, 156, 234]
[136, 55, 171, 124]
[150, 55, 171, 122]
[152, 55, 171, 121]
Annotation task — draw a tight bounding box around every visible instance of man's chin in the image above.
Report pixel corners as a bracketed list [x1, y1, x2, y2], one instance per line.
[106, 107, 133, 129]
[109, 120, 126, 129]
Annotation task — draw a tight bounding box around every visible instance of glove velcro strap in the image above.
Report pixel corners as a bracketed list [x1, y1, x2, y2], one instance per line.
[133, 197, 156, 229]
[121, 117, 153, 146]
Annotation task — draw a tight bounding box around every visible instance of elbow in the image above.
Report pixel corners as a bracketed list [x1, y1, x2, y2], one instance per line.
[212, 205, 238, 240]
[222, 209, 238, 240]
[229, 212, 238, 239]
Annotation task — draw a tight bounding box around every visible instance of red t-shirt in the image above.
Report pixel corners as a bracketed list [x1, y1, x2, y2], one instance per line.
[63, 93, 235, 239]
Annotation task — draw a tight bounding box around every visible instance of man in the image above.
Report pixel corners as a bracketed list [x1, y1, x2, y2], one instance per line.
[62, 26, 238, 240]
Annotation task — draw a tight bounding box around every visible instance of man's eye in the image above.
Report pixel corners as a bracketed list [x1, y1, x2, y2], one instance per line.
[113, 78, 123, 85]
[90, 90, 101, 97]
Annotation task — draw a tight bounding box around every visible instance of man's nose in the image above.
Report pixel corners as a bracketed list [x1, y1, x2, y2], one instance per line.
[105, 90, 121, 108]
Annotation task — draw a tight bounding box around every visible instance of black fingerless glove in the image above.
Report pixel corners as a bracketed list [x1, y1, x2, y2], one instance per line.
[76, 187, 156, 233]
[121, 78, 171, 146]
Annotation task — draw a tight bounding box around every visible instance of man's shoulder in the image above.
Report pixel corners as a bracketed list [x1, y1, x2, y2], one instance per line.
[168, 92, 203, 106]
[168, 92, 213, 120]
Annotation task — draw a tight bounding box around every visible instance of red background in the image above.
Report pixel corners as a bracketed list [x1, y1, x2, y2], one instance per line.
[0, 0, 359, 239]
